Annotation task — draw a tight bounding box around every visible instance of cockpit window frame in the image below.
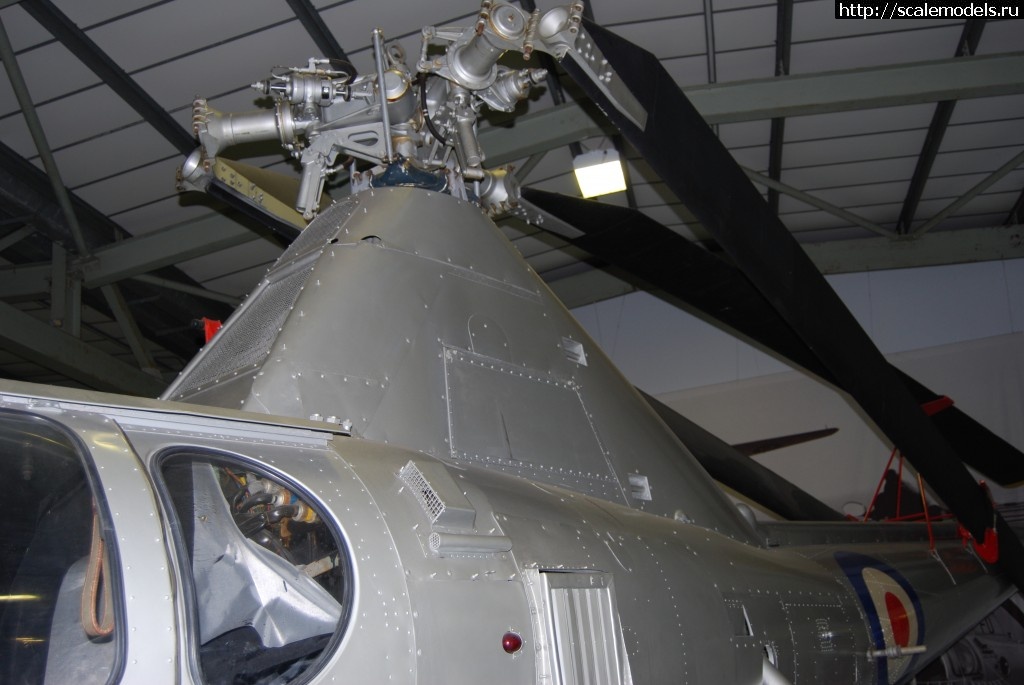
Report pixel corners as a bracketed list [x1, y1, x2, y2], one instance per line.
[0, 408, 127, 685]
[152, 447, 354, 685]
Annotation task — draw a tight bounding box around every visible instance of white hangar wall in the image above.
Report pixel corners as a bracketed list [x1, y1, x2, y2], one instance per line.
[571, 258, 1024, 513]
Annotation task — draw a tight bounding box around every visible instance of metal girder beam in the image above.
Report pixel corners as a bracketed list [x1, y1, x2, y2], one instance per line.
[99, 283, 159, 375]
[481, 53, 1024, 165]
[0, 262, 49, 299]
[545, 224, 1024, 309]
[83, 214, 257, 287]
[0, 15, 89, 255]
[65, 270, 81, 336]
[131, 274, 241, 306]
[1007, 186, 1024, 225]
[481, 101, 609, 166]
[0, 141, 107, 248]
[0, 143, 229, 363]
[0, 225, 33, 252]
[896, 20, 986, 234]
[2, 18, 165, 374]
[806, 224, 1024, 274]
[742, 167, 894, 237]
[897, 99, 961, 232]
[679, 52, 1024, 124]
[767, 120, 785, 214]
[0, 213, 257, 297]
[22, 0, 195, 155]
[0, 139, 259, 299]
[767, 0, 793, 214]
[513, 152, 547, 183]
[48, 242, 81, 338]
[915, 147, 1024, 235]
[0, 300, 166, 396]
[285, 0, 353, 72]
[702, 0, 717, 84]
[49, 242, 66, 326]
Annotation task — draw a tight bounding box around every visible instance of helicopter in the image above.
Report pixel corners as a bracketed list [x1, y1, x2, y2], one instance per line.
[2, 2, 1023, 683]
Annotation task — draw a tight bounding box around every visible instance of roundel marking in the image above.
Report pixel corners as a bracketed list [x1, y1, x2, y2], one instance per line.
[862, 566, 921, 652]
[835, 552, 925, 684]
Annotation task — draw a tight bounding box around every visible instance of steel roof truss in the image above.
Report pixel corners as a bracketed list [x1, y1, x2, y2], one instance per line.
[22, 0, 195, 155]
[767, 0, 794, 215]
[896, 19, 986, 235]
[0, 225, 34, 253]
[743, 167, 894, 238]
[0, 300, 165, 396]
[915, 147, 1024, 236]
[285, 0, 354, 70]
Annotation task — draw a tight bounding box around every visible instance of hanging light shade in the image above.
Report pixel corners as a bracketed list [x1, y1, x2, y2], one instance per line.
[573, 149, 627, 198]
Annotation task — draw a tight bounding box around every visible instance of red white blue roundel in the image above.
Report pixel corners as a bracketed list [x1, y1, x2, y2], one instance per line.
[836, 552, 924, 684]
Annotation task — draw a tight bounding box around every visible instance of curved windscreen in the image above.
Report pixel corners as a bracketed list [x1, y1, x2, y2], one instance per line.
[159, 453, 350, 684]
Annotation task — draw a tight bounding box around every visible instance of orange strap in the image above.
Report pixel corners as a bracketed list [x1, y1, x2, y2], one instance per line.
[80, 510, 114, 638]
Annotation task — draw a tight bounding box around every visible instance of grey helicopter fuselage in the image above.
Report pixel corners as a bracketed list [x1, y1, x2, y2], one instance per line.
[0, 185, 1013, 685]
[158, 185, 1013, 685]
[0, 183, 1011, 683]
[0, 376, 1009, 685]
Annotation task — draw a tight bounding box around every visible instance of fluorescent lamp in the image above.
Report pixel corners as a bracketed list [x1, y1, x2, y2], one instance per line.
[573, 149, 626, 198]
[0, 594, 40, 602]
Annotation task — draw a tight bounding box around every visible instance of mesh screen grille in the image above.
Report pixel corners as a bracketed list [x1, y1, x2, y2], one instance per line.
[276, 197, 356, 268]
[171, 198, 356, 399]
[399, 461, 446, 524]
[174, 266, 313, 397]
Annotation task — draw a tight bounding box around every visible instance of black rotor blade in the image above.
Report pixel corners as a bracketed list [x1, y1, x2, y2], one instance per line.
[520, 189, 1024, 487]
[556, 18, 1023, 586]
[639, 390, 844, 522]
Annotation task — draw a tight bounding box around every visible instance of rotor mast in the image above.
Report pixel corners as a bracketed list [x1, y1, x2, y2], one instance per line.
[176, 1, 644, 225]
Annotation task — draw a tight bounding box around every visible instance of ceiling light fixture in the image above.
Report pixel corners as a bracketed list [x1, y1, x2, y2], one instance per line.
[573, 149, 627, 198]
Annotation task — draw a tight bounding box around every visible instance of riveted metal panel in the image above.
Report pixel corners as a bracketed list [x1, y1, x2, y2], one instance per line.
[782, 596, 862, 684]
[445, 346, 624, 502]
[468, 314, 511, 362]
[410, 580, 534, 683]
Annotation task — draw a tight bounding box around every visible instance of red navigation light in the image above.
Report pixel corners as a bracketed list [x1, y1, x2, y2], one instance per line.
[502, 631, 523, 654]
